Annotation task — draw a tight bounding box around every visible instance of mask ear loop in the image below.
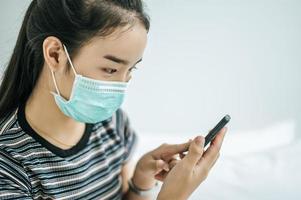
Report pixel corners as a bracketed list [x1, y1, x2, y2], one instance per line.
[51, 70, 61, 96]
[63, 44, 77, 76]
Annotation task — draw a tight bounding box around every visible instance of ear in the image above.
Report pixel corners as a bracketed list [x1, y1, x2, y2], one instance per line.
[42, 36, 68, 73]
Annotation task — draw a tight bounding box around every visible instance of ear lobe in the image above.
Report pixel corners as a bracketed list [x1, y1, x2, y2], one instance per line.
[43, 36, 67, 73]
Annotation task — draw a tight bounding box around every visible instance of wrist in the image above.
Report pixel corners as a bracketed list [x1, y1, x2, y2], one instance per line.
[132, 170, 157, 190]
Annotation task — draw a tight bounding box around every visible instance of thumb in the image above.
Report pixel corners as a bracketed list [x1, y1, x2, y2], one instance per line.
[183, 136, 205, 167]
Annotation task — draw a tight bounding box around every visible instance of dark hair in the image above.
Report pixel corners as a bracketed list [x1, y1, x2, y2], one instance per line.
[0, 0, 150, 119]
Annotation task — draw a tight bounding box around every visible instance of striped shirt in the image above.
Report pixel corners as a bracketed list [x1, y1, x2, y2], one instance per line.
[0, 104, 138, 200]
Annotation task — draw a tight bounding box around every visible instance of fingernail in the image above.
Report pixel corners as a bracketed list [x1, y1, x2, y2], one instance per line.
[195, 136, 203, 145]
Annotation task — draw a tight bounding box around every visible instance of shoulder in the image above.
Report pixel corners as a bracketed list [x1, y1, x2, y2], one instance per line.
[0, 110, 31, 191]
[0, 108, 34, 161]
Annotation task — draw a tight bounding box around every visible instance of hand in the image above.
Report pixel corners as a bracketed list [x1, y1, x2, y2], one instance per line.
[132, 139, 192, 190]
[157, 127, 227, 200]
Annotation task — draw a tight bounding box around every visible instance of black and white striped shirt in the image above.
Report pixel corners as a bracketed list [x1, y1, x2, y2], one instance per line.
[0, 104, 137, 200]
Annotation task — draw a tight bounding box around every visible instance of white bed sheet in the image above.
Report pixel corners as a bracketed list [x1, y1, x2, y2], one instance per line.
[132, 121, 301, 199]
[189, 140, 301, 200]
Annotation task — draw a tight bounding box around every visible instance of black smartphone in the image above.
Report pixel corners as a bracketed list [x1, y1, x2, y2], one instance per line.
[204, 115, 231, 147]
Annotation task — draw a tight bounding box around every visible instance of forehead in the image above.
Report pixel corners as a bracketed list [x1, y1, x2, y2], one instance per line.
[80, 23, 148, 63]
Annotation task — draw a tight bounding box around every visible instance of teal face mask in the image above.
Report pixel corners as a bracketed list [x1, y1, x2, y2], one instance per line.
[50, 45, 127, 123]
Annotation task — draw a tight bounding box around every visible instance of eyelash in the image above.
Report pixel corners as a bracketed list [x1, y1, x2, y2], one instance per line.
[103, 68, 117, 74]
[102, 67, 138, 75]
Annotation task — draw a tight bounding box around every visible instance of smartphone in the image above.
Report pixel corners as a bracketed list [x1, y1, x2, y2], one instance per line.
[204, 114, 231, 147]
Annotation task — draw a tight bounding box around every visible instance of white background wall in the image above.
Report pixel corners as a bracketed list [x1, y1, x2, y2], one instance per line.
[1, 0, 300, 138]
[126, 0, 301, 138]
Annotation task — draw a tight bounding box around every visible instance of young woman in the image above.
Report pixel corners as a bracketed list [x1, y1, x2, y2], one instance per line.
[0, 0, 227, 199]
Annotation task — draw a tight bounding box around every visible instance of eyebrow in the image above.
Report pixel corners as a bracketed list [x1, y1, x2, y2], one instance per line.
[103, 55, 142, 65]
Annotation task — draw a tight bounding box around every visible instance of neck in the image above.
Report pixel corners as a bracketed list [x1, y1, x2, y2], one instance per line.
[24, 69, 85, 149]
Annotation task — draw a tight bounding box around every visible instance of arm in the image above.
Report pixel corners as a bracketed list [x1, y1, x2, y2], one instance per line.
[117, 109, 158, 200]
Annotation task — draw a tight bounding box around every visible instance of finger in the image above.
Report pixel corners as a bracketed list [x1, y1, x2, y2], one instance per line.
[210, 127, 227, 147]
[161, 154, 179, 163]
[183, 136, 205, 168]
[158, 139, 192, 160]
[199, 127, 227, 167]
[210, 152, 220, 169]
[203, 127, 226, 159]
[155, 159, 170, 173]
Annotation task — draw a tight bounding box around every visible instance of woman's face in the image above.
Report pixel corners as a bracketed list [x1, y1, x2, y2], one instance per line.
[44, 23, 148, 100]
[71, 23, 148, 82]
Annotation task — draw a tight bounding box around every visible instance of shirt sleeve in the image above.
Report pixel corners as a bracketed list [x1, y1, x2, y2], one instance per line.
[0, 149, 32, 199]
[116, 109, 138, 164]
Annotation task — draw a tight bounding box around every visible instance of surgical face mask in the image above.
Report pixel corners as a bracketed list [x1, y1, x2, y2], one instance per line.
[50, 45, 128, 123]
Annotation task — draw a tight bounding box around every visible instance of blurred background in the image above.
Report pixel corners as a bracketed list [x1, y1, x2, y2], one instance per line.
[1, 0, 301, 199]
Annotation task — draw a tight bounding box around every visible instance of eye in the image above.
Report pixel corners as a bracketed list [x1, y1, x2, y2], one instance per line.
[102, 68, 117, 74]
